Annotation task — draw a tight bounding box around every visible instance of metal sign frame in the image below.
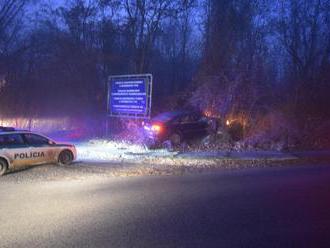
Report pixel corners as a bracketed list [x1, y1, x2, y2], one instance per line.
[107, 74, 153, 119]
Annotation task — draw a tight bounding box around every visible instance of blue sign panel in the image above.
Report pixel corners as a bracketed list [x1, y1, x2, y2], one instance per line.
[108, 74, 152, 118]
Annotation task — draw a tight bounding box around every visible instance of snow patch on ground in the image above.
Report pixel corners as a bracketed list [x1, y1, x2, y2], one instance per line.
[74, 139, 302, 172]
[76, 139, 178, 163]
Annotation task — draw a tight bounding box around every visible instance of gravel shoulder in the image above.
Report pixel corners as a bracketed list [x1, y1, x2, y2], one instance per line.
[1, 154, 329, 184]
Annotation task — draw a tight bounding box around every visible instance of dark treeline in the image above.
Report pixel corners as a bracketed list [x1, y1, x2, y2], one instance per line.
[0, 0, 330, 146]
[0, 0, 199, 116]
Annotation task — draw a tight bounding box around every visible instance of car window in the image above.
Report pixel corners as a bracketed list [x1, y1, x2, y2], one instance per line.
[24, 134, 49, 146]
[179, 114, 201, 123]
[190, 113, 201, 122]
[152, 112, 181, 122]
[199, 116, 208, 122]
[0, 134, 25, 148]
[180, 115, 191, 123]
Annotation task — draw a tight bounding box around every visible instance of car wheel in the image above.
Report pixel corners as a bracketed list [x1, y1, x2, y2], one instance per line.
[144, 139, 157, 150]
[207, 119, 218, 135]
[162, 140, 173, 151]
[0, 159, 8, 176]
[170, 133, 182, 147]
[58, 150, 73, 165]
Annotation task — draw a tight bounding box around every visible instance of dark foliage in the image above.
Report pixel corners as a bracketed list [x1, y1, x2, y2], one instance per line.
[0, 0, 329, 149]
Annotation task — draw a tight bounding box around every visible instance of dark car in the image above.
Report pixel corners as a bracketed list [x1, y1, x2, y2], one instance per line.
[143, 111, 213, 148]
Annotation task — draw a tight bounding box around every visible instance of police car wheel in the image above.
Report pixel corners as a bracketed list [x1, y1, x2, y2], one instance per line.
[0, 159, 8, 176]
[58, 151, 73, 165]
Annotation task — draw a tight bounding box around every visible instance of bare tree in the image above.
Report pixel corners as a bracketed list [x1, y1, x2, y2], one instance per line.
[101, 0, 194, 73]
[275, 0, 329, 114]
[0, 0, 28, 52]
[60, 0, 99, 48]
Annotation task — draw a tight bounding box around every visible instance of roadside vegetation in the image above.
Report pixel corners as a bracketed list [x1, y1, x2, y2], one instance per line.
[0, 0, 329, 151]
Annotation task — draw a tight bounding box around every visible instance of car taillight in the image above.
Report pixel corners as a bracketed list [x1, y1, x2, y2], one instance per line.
[151, 124, 162, 133]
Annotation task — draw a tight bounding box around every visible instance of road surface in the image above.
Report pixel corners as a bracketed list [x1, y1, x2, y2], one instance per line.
[1, 163, 330, 248]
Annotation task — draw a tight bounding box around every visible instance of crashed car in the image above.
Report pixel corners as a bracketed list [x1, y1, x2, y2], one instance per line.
[0, 127, 77, 176]
[143, 111, 215, 148]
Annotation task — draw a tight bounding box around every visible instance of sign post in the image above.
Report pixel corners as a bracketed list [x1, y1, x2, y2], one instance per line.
[106, 74, 153, 135]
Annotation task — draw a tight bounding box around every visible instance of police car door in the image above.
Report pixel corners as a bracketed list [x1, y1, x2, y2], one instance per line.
[22, 133, 55, 164]
[0, 134, 29, 168]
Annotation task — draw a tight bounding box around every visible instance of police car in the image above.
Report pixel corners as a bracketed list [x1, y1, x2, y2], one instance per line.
[0, 127, 77, 176]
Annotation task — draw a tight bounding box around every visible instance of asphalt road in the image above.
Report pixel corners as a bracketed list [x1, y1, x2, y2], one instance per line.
[1, 164, 330, 248]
